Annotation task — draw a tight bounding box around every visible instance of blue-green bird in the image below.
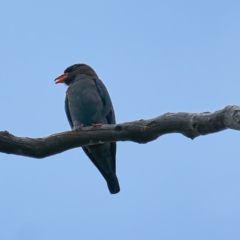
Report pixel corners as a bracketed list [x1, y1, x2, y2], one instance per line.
[55, 64, 120, 194]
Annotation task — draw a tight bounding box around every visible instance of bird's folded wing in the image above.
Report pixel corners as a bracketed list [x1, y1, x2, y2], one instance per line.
[94, 79, 116, 124]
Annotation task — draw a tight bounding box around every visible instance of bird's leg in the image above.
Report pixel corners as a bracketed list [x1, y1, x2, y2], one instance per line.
[91, 123, 102, 129]
[73, 125, 84, 131]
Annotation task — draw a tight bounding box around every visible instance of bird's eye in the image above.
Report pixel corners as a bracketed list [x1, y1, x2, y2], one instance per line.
[72, 65, 77, 71]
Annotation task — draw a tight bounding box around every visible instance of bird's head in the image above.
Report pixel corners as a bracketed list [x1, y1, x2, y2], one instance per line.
[55, 63, 98, 85]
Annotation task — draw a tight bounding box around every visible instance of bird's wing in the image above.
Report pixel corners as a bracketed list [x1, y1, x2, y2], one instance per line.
[83, 79, 117, 173]
[65, 95, 74, 129]
[94, 79, 116, 124]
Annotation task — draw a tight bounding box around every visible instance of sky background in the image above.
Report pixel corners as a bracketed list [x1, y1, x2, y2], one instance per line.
[0, 1, 240, 239]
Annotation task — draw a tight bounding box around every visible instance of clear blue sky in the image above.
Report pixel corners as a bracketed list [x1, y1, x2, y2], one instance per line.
[1, 1, 240, 239]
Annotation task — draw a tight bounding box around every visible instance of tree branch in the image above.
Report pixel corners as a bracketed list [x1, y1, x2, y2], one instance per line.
[1, 105, 240, 159]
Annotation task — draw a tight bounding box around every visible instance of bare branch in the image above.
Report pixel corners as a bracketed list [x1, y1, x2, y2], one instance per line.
[1, 105, 240, 159]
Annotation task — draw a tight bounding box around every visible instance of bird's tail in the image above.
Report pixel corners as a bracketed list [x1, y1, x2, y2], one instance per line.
[105, 172, 120, 194]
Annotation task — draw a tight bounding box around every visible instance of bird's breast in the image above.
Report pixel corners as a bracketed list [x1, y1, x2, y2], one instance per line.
[66, 79, 105, 126]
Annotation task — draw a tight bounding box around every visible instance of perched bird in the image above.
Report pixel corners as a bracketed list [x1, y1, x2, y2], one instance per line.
[55, 64, 120, 194]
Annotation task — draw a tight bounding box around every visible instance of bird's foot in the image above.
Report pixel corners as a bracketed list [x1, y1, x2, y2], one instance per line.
[73, 125, 84, 131]
[91, 123, 102, 129]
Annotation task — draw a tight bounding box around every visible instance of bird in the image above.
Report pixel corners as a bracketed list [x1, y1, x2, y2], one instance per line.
[55, 64, 120, 194]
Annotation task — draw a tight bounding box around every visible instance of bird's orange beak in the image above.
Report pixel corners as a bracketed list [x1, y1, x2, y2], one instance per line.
[55, 73, 68, 84]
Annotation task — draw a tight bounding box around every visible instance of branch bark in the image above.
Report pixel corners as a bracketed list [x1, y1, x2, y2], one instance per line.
[1, 105, 240, 159]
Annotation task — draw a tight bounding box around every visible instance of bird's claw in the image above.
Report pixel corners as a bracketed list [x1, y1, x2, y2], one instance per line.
[91, 123, 102, 129]
[73, 125, 84, 131]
